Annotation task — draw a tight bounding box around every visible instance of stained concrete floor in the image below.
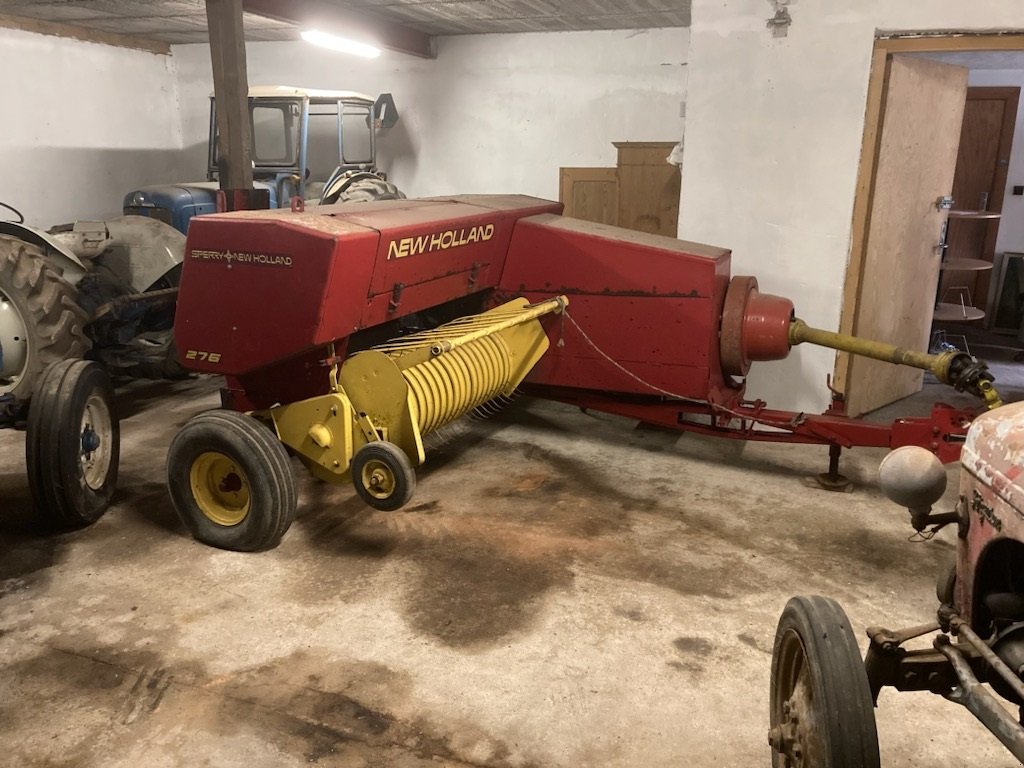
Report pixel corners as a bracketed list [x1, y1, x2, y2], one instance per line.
[2, 351, 1024, 767]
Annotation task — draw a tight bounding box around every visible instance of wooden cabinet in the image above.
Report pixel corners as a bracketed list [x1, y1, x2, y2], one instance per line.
[558, 167, 618, 226]
[613, 142, 681, 236]
[559, 141, 681, 236]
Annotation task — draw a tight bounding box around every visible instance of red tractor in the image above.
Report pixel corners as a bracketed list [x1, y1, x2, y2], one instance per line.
[165, 195, 1002, 552]
[768, 402, 1024, 766]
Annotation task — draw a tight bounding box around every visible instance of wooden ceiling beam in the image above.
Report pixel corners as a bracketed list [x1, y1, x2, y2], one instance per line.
[0, 13, 169, 54]
[242, 0, 434, 58]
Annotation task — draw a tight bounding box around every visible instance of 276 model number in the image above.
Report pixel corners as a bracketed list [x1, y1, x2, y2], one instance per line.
[185, 350, 222, 363]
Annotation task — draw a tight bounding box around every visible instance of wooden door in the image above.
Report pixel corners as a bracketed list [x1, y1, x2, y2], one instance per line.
[559, 167, 619, 225]
[940, 86, 1019, 309]
[840, 55, 967, 417]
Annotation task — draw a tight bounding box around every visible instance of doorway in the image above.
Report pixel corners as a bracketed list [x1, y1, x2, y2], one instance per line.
[835, 34, 1024, 417]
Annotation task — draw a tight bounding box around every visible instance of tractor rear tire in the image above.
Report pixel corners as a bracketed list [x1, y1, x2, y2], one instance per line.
[0, 236, 90, 402]
[322, 177, 406, 205]
[339, 177, 406, 203]
[167, 410, 297, 551]
[27, 360, 119, 529]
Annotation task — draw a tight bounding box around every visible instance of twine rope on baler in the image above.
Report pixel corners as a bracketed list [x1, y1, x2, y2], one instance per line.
[560, 308, 792, 428]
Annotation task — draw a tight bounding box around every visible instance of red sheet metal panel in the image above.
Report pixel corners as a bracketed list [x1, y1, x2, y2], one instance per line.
[957, 401, 1024, 624]
[175, 212, 377, 376]
[499, 214, 733, 397]
[176, 196, 563, 378]
[337, 195, 561, 325]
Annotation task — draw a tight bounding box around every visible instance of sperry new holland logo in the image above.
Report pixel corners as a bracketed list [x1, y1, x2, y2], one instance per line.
[191, 248, 293, 267]
[388, 223, 494, 259]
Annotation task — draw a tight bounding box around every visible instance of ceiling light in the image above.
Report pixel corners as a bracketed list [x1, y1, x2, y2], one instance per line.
[300, 29, 381, 58]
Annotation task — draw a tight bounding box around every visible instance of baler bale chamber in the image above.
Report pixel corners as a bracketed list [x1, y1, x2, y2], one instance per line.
[167, 194, 1000, 551]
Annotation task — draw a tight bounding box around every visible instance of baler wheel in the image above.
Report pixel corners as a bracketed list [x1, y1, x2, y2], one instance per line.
[768, 596, 880, 768]
[27, 359, 119, 529]
[351, 441, 416, 511]
[167, 410, 296, 551]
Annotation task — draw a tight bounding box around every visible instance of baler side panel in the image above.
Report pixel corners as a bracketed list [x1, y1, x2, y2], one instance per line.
[513, 294, 714, 397]
[176, 216, 378, 375]
[497, 214, 733, 399]
[337, 201, 556, 329]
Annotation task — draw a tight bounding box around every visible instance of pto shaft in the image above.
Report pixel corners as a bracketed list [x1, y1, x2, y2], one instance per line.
[788, 319, 1002, 409]
[720, 275, 1002, 409]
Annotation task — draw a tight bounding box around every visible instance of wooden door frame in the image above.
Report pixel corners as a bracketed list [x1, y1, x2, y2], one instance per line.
[834, 33, 1024, 393]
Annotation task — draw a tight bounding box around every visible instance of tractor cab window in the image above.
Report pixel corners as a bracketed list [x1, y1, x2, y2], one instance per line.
[251, 102, 299, 166]
[341, 106, 373, 165]
[208, 98, 302, 177]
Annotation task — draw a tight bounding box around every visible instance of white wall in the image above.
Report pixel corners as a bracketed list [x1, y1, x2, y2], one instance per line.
[0, 28, 182, 228]
[171, 28, 688, 199]
[680, 0, 1024, 413]
[967, 69, 1024, 256]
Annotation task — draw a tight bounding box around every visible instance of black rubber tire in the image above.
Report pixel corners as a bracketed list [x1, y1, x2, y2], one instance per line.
[0, 236, 90, 402]
[321, 175, 406, 205]
[351, 441, 416, 511]
[120, 335, 189, 381]
[167, 410, 296, 551]
[26, 359, 119, 529]
[769, 596, 880, 768]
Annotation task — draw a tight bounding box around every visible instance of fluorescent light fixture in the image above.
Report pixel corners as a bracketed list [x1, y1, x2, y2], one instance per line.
[301, 29, 381, 58]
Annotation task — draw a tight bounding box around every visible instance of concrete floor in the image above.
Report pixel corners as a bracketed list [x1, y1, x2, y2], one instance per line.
[2, 354, 1023, 767]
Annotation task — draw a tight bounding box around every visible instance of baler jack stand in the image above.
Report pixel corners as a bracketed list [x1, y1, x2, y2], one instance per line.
[816, 444, 851, 492]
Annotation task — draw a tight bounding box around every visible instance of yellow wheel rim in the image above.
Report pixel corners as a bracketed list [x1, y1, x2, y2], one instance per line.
[361, 458, 396, 500]
[190, 451, 251, 526]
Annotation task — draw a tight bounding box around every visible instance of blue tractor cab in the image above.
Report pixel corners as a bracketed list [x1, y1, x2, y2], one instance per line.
[124, 86, 401, 234]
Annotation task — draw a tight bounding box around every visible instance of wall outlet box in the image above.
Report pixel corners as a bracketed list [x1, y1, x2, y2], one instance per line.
[1014, 185, 1024, 196]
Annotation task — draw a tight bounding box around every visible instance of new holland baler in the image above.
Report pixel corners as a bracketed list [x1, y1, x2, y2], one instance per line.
[168, 195, 1000, 551]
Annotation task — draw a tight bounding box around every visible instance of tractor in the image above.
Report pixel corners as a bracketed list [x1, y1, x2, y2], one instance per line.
[123, 86, 403, 235]
[1, 204, 184, 528]
[1, 86, 401, 529]
[768, 405, 1024, 766]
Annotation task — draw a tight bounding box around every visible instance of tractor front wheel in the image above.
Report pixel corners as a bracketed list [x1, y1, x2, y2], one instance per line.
[27, 360, 119, 529]
[351, 441, 415, 511]
[0, 235, 90, 402]
[769, 595, 880, 768]
[167, 410, 297, 551]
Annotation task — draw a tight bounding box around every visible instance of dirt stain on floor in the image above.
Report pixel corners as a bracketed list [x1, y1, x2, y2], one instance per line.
[1, 637, 536, 768]
[276, 429, 776, 650]
[673, 636, 713, 655]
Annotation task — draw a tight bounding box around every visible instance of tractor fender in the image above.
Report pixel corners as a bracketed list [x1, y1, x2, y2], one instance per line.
[0, 221, 88, 285]
[51, 217, 185, 292]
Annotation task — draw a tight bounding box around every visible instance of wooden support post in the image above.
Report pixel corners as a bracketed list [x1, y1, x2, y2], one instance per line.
[206, 0, 252, 195]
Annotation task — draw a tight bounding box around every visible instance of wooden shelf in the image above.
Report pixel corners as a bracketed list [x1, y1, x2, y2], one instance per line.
[933, 302, 985, 322]
[941, 258, 994, 272]
[946, 209, 1002, 220]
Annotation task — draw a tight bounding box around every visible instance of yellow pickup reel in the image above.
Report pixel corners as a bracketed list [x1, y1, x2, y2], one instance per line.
[262, 295, 568, 511]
